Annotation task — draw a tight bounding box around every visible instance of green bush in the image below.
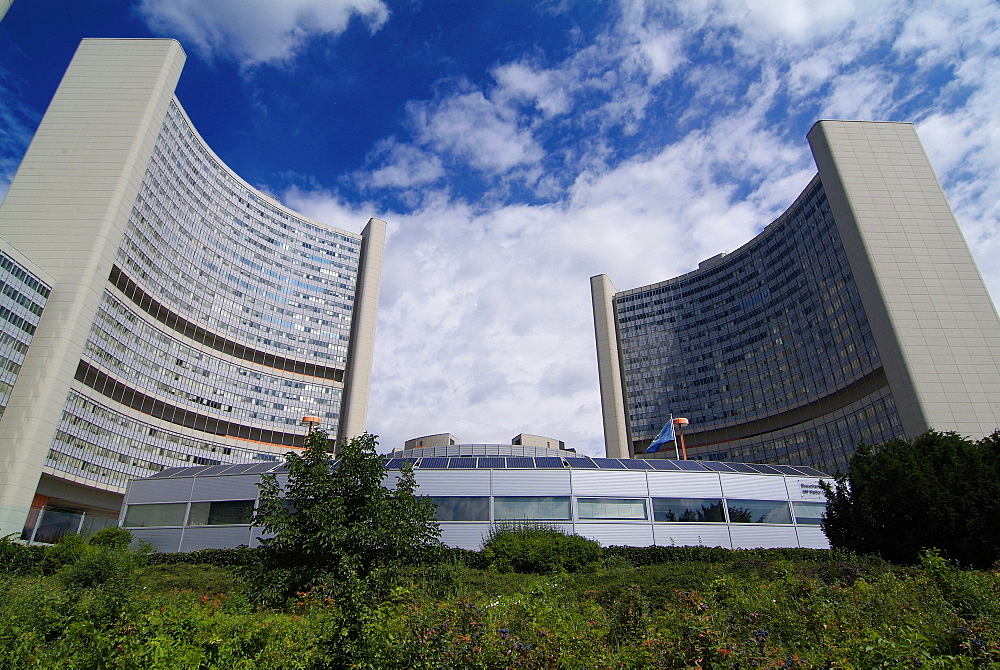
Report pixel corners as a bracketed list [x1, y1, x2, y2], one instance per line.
[0, 534, 45, 575]
[482, 523, 602, 574]
[87, 526, 134, 548]
[140, 563, 236, 596]
[146, 546, 259, 568]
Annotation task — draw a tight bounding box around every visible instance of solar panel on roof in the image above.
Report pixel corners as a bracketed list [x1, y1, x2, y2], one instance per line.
[745, 463, 782, 475]
[767, 464, 802, 475]
[243, 462, 282, 475]
[700, 461, 736, 472]
[647, 460, 682, 471]
[724, 463, 758, 473]
[591, 458, 628, 469]
[622, 459, 653, 470]
[145, 466, 190, 479]
[221, 463, 258, 476]
[790, 466, 830, 478]
[672, 460, 709, 471]
[385, 458, 404, 469]
[534, 457, 564, 468]
[564, 458, 599, 468]
[196, 465, 236, 476]
[447, 458, 477, 469]
[505, 457, 535, 469]
[419, 457, 450, 469]
[477, 457, 506, 469]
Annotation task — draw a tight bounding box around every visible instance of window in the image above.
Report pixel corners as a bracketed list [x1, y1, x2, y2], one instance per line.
[792, 501, 826, 525]
[428, 496, 489, 522]
[726, 499, 792, 524]
[652, 498, 725, 522]
[122, 503, 187, 527]
[187, 500, 254, 525]
[578, 498, 647, 520]
[494, 496, 571, 521]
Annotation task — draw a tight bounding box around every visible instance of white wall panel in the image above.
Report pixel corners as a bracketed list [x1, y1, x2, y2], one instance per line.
[720, 474, 789, 499]
[180, 525, 254, 551]
[132, 528, 183, 553]
[795, 526, 831, 549]
[128, 478, 194, 503]
[574, 523, 654, 547]
[191, 475, 260, 502]
[570, 471, 648, 496]
[729, 525, 799, 549]
[646, 472, 722, 497]
[652, 524, 731, 549]
[438, 524, 491, 551]
[413, 470, 491, 496]
[492, 470, 571, 495]
[786, 477, 832, 501]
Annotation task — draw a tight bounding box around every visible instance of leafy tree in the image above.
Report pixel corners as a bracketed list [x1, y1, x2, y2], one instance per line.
[251, 430, 440, 603]
[823, 430, 1000, 567]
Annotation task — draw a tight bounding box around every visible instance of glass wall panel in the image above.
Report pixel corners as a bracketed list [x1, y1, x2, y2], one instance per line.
[428, 496, 490, 522]
[578, 498, 647, 520]
[494, 496, 571, 521]
[123, 503, 187, 527]
[652, 498, 725, 522]
[726, 499, 792, 524]
[187, 500, 255, 525]
[791, 501, 826, 525]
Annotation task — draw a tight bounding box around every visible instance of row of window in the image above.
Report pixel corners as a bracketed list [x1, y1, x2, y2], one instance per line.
[122, 497, 826, 528]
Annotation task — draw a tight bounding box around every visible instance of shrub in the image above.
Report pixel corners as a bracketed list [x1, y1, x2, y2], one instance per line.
[482, 523, 602, 574]
[140, 563, 236, 596]
[87, 526, 134, 548]
[0, 534, 45, 575]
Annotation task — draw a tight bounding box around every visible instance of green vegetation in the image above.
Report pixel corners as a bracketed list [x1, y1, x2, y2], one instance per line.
[823, 430, 1000, 568]
[481, 523, 602, 574]
[2, 537, 999, 668]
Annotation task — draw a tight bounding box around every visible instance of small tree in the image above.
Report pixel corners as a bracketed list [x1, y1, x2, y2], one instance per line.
[251, 430, 440, 602]
[822, 429, 1000, 567]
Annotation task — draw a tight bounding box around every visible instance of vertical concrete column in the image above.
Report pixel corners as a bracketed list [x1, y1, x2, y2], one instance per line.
[338, 217, 386, 444]
[809, 120, 1000, 439]
[591, 274, 631, 458]
[0, 39, 186, 536]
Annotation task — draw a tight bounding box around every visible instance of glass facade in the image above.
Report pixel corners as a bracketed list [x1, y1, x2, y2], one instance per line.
[45, 101, 367, 488]
[0, 250, 50, 420]
[614, 178, 904, 472]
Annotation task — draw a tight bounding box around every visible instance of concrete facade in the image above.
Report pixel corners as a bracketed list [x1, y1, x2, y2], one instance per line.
[0, 39, 384, 538]
[594, 121, 1000, 472]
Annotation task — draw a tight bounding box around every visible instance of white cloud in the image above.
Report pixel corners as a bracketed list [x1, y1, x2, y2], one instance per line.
[272, 0, 1000, 455]
[136, 0, 389, 67]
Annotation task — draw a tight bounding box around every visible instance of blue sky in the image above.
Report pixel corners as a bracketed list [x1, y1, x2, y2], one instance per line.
[2, 1, 999, 455]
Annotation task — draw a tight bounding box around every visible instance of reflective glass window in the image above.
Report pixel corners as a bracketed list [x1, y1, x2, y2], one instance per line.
[494, 496, 571, 521]
[577, 498, 647, 520]
[652, 498, 725, 522]
[428, 496, 489, 522]
[187, 500, 255, 525]
[726, 499, 792, 524]
[791, 501, 826, 525]
[122, 503, 187, 527]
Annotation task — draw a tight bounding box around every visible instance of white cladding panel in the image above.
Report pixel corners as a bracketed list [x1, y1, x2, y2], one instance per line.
[191, 475, 261, 502]
[438, 524, 491, 551]
[128, 478, 195, 503]
[795, 526, 831, 549]
[729, 525, 799, 549]
[131, 528, 183, 553]
[574, 523, 654, 547]
[653, 524, 732, 549]
[786, 477, 831, 501]
[570, 471, 648, 496]
[719, 474, 789, 499]
[492, 470, 571, 495]
[647, 472, 722, 497]
[180, 525, 254, 551]
[413, 470, 491, 496]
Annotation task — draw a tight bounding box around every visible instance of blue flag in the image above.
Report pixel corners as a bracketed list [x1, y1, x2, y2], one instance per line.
[645, 417, 675, 453]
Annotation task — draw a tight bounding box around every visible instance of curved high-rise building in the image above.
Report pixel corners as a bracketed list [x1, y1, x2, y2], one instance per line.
[593, 121, 1000, 473]
[0, 39, 385, 539]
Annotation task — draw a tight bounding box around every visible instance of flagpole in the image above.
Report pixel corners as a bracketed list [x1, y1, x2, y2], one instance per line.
[671, 414, 679, 459]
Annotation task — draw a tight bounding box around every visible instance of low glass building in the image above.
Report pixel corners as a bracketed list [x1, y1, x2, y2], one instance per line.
[121, 453, 832, 552]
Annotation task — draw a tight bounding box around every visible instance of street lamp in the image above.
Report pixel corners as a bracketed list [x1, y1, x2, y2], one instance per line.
[301, 415, 321, 436]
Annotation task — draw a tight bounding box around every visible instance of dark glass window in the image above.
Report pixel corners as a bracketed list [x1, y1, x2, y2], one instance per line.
[652, 498, 725, 523]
